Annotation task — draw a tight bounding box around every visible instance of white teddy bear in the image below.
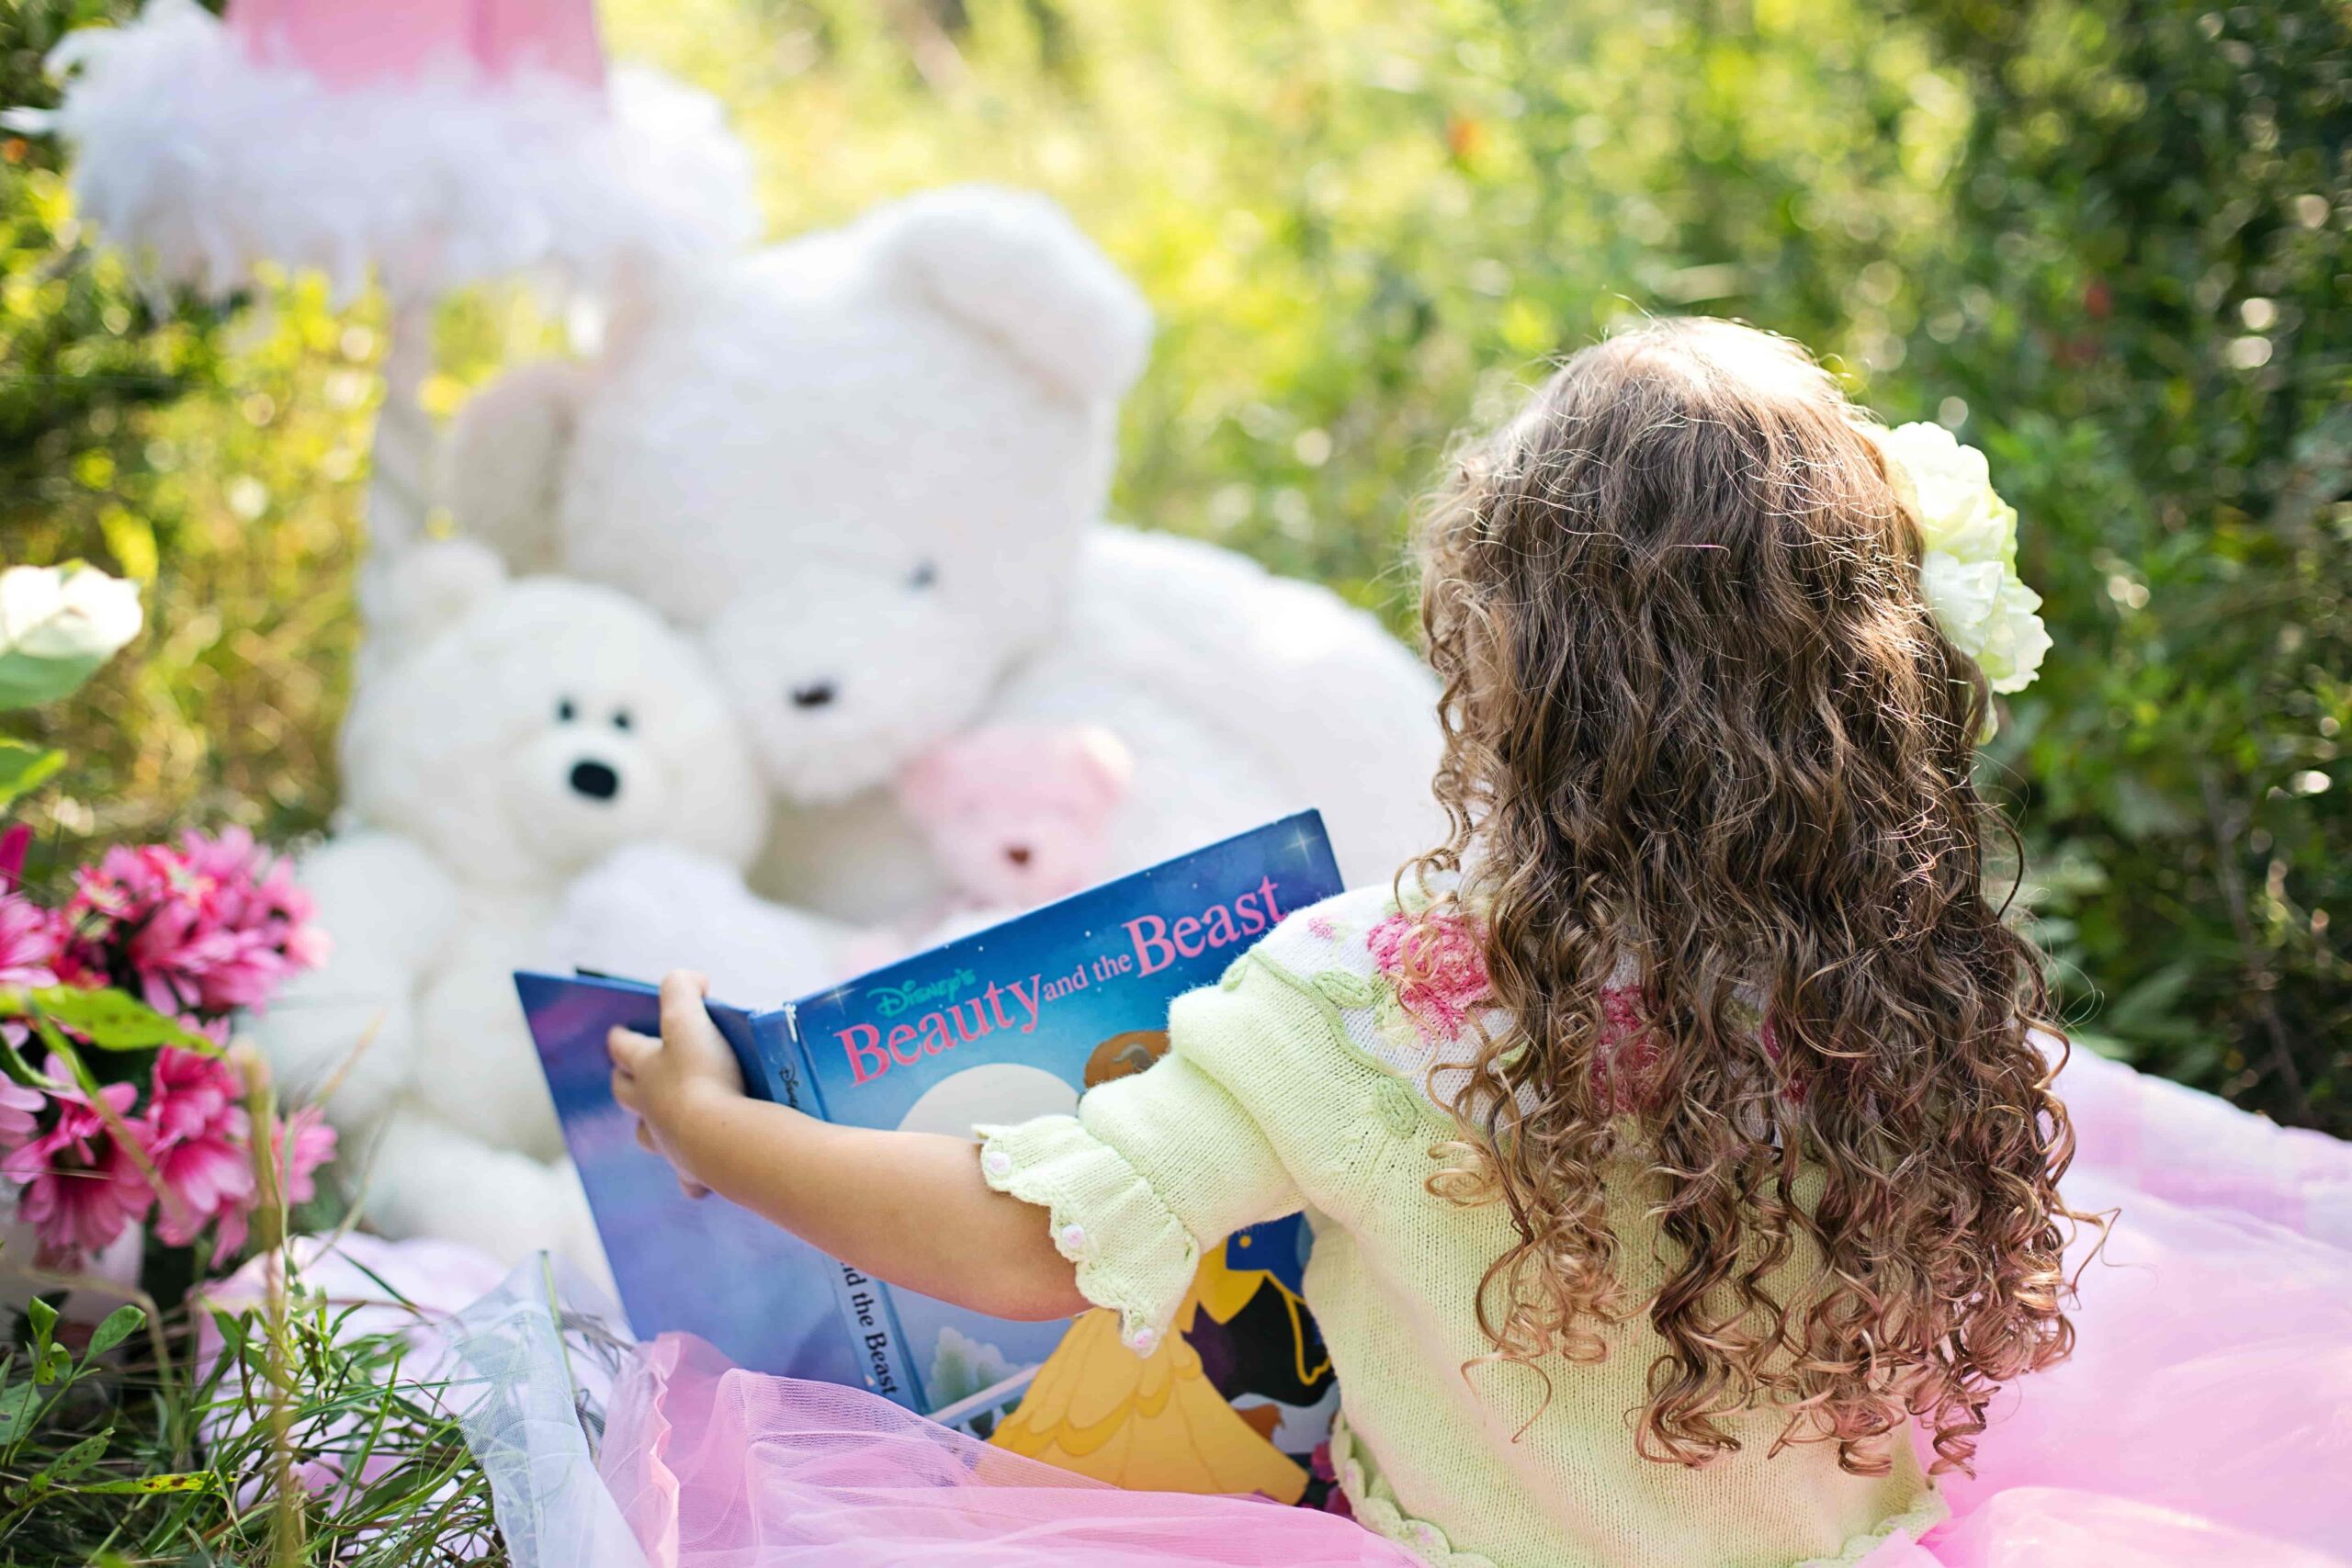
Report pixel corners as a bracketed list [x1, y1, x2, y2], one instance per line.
[257, 539, 839, 1273]
[448, 182, 1443, 951]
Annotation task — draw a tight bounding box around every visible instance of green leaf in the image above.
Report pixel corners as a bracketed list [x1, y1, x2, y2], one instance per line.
[0, 648, 104, 712]
[25, 1299, 55, 1359]
[204, 1304, 246, 1365]
[38, 1429, 107, 1482]
[0, 1384, 37, 1441]
[85, 1304, 144, 1359]
[26, 986, 211, 1053]
[0, 739, 63, 811]
[79, 1472, 220, 1495]
[33, 1341, 69, 1387]
[1313, 972, 1383, 1008]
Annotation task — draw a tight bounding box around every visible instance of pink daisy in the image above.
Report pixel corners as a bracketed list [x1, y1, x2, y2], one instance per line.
[149, 1115, 258, 1255]
[148, 1045, 243, 1143]
[0, 890, 63, 1047]
[0, 1079, 47, 1150]
[207, 1108, 336, 1261]
[3, 1063, 152, 1263]
[0, 890, 61, 989]
[0, 823, 28, 890]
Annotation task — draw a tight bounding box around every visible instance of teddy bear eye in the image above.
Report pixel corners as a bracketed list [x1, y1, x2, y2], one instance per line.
[611, 709, 633, 732]
[907, 560, 938, 591]
[556, 698, 577, 723]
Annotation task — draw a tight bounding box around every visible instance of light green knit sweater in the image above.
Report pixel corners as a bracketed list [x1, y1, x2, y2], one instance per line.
[978, 885, 1943, 1568]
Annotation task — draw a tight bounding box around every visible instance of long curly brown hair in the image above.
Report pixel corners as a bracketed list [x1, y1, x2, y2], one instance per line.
[1408, 318, 2096, 1477]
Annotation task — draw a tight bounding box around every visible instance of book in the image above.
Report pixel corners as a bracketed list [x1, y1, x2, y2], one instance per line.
[514, 969, 864, 1390]
[517, 809, 1348, 1499]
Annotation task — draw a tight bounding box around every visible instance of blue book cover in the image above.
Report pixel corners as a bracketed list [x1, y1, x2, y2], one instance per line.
[517, 970, 863, 1387]
[521, 809, 1345, 1500]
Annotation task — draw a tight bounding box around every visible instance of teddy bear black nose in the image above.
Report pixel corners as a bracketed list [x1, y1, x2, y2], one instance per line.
[1005, 844, 1033, 866]
[569, 760, 621, 801]
[790, 680, 837, 710]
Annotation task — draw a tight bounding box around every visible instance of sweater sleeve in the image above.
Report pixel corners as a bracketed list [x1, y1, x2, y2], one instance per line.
[974, 979, 1305, 1354]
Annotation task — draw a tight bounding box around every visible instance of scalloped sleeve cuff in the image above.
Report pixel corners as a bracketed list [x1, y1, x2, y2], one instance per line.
[975, 1113, 1201, 1353]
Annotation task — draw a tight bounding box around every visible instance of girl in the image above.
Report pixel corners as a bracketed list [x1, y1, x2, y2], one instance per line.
[604, 320, 2348, 1568]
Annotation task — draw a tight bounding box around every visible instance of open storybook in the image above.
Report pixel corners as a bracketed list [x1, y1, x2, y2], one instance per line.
[515, 810, 1347, 1500]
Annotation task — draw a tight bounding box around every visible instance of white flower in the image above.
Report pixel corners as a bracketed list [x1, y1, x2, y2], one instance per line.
[1917, 553, 2050, 694]
[0, 562, 144, 709]
[1875, 422, 2018, 565]
[1873, 422, 2049, 696]
[1917, 555, 2003, 653]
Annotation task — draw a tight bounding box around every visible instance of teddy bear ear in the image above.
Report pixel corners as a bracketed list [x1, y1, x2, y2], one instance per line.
[442, 358, 593, 575]
[360, 536, 508, 655]
[871, 185, 1153, 407]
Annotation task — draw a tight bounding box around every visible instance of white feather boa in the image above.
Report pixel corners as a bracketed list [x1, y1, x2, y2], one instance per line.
[11, 0, 758, 299]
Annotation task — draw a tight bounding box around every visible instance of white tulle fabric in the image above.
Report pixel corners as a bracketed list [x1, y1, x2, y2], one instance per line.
[15, 0, 757, 299]
[442, 1256, 650, 1568]
[435, 1052, 2351, 1568]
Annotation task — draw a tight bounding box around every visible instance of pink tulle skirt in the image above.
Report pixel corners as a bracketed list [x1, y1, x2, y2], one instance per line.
[451, 1051, 2352, 1568]
[599, 1336, 1412, 1567]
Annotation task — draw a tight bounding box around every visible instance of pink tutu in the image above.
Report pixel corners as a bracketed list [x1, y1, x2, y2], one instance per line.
[445, 1055, 2352, 1568]
[598, 1335, 1412, 1567]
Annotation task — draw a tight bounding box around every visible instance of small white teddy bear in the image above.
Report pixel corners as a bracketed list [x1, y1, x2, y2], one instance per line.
[257, 539, 840, 1274]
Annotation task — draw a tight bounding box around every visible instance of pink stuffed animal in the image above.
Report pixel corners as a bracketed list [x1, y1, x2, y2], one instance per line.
[897, 724, 1135, 911]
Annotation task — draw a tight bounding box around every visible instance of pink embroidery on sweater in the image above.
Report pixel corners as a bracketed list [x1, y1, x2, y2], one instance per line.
[1593, 984, 1664, 1115]
[1758, 1014, 1808, 1103]
[1366, 909, 1490, 1040]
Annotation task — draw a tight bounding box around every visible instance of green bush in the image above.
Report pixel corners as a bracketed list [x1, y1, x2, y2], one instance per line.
[5, 0, 2345, 1129]
[0, 1286, 503, 1564]
[1893, 1, 2349, 1130]
[2, 0, 367, 873]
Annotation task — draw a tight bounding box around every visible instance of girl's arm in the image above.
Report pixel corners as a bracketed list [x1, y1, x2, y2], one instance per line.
[607, 971, 1089, 1323]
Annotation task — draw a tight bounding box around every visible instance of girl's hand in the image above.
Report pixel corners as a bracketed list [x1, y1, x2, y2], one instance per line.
[607, 970, 747, 1199]
[603, 969, 1085, 1323]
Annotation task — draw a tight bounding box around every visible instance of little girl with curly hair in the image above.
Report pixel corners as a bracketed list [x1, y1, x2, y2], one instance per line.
[604, 320, 2347, 1568]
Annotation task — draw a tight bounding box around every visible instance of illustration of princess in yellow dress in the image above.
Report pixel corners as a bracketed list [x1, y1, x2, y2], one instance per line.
[986, 1030, 1332, 1500]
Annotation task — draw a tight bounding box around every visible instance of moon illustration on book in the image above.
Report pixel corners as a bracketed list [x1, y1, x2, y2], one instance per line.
[894, 1063, 1077, 1136]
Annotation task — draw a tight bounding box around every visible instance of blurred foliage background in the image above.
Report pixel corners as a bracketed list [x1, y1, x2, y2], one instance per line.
[3, 0, 2346, 1132]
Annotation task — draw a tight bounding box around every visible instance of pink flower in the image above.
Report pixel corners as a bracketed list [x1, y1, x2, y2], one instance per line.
[0, 890, 62, 990]
[1758, 1015, 1807, 1105]
[181, 829, 328, 976]
[0, 825, 334, 1268]
[141, 1045, 265, 1260]
[149, 1045, 243, 1144]
[173, 824, 261, 887]
[1366, 908, 1491, 1040]
[3, 1063, 152, 1263]
[275, 1108, 336, 1206]
[0, 1079, 45, 1150]
[60, 830, 328, 1028]
[207, 1108, 335, 1262]
[149, 1114, 257, 1253]
[0, 891, 63, 1047]
[68, 841, 175, 924]
[1592, 986, 1664, 1116]
[0, 823, 28, 890]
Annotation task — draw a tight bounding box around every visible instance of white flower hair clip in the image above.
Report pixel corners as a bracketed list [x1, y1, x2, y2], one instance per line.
[1871, 422, 2052, 697]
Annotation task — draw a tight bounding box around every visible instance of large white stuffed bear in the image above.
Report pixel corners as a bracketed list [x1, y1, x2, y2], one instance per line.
[449, 184, 1442, 931]
[257, 540, 837, 1272]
